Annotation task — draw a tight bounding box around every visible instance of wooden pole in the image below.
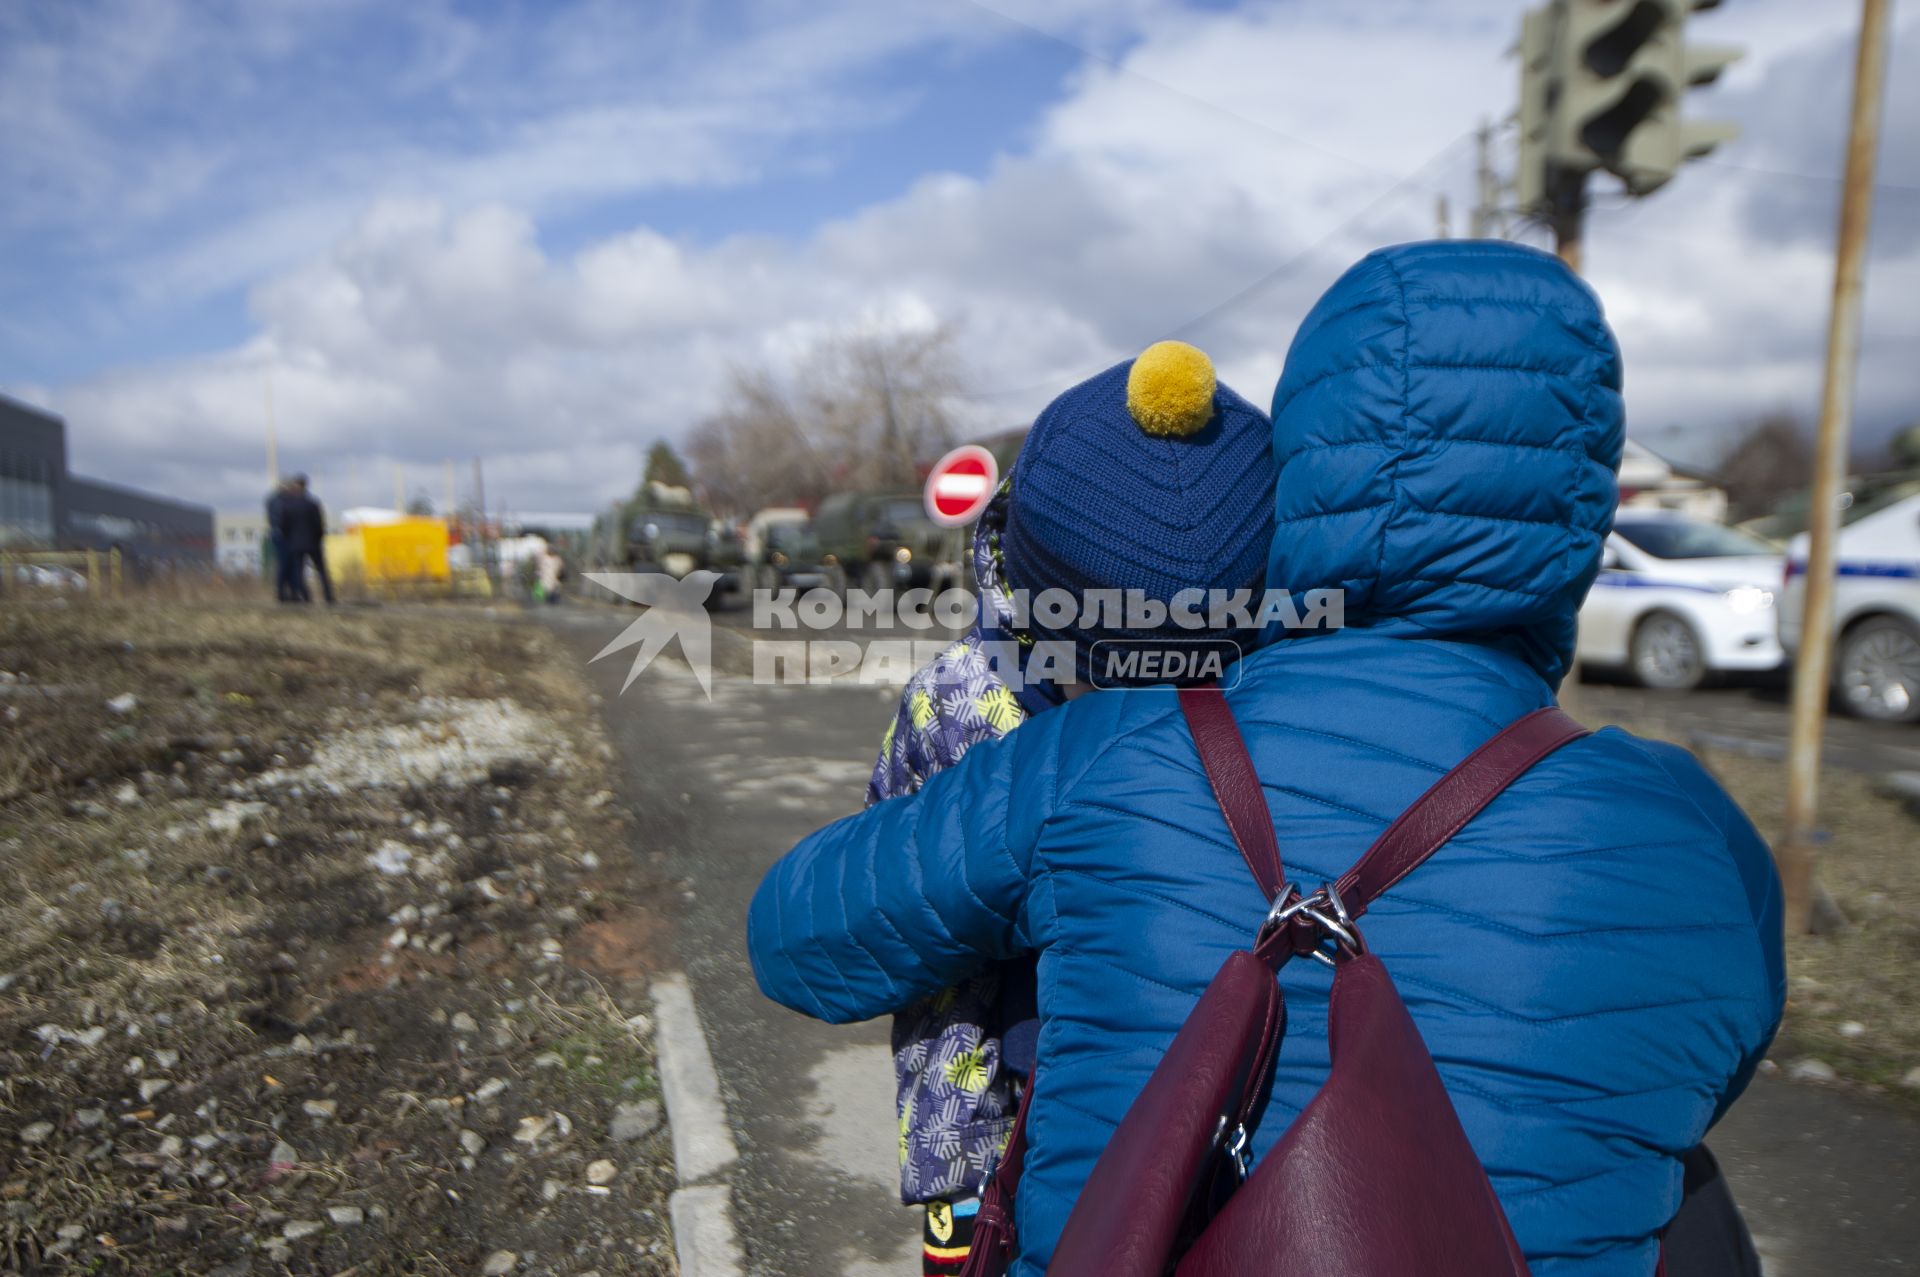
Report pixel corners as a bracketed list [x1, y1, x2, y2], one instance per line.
[1781, 0, 1893, 935]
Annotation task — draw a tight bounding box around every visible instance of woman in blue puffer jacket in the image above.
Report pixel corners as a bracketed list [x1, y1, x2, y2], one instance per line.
[747, 241, 1785, 1276]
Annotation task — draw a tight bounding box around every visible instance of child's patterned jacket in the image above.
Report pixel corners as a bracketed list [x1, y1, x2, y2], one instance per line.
[866, 482, 1050, 1205]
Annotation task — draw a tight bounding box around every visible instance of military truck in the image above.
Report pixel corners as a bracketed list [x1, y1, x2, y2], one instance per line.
[741, 507, 830, 594]
[812, 490, 967, 596]
[602, 482, 715, 579]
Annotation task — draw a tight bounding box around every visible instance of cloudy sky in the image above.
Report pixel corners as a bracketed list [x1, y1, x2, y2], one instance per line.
[2, 0, 1915, 516]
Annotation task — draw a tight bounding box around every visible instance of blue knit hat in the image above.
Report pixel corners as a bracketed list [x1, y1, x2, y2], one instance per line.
[1002, 342, 1276, 687]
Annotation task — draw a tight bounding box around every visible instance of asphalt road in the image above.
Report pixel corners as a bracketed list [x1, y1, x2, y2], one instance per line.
[553, 605, 916, 1275]
[547, 604, 1918, 1275]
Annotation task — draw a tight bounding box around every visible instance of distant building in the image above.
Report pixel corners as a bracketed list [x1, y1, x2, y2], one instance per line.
[503, 512, 595, 537]
[502, 511, 594, 557]
[1618, 439, 1728, 522]
[339, 506, 403, 529]
[0, 394, 64, 548]
[65, 476, 215, 563]
[0, 392, 213, 563]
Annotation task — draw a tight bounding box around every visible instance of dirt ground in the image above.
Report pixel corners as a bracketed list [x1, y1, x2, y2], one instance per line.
[1705, 749, 1920, 1108]
[1577, 690, 1920, 1113]
[0, 600, 677, 1276]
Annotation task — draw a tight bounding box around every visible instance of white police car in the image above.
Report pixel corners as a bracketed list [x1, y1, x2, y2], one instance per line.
[1578, 512, 1784, 690]
[1781, 484, 1920, 723]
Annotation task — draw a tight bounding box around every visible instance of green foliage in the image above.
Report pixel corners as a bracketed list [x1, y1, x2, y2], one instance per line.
[643, 441, 692, 491]
[1891, 423, 1920, 470]
[551, 1022, 660, 1099]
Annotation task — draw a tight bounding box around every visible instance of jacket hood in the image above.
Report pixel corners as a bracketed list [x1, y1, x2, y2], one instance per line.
[1266, 241, 1624, 687]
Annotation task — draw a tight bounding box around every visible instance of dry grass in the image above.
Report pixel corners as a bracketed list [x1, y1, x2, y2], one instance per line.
[1699, 749, 1920, 1105]
[0, 600, 677, 1275]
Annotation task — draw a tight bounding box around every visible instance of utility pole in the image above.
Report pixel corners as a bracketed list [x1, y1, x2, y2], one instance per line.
[1471, 119, 1502, 239]
[878, 356, 908, 487]
[1547, 168, 1586, 274]
[1436, 194, 1452, 239]
[262, 367, 279, 490]
[1781, 0, 1893, 936]
[472, 457, 494, 590]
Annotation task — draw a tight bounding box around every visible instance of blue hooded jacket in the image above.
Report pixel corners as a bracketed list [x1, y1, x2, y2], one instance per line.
[748, 242, 1785, 1276]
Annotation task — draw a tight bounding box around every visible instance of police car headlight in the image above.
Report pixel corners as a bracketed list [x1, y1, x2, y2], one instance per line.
[1724, 586, 1773, 614]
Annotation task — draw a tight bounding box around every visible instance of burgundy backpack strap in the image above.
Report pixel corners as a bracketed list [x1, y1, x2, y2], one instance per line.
[1178, 685, 1285, 899]
[1245, 705, 1587, 963]
[1336, 707, 1589, 921]
[967, 686, 1287, 1277]
[1181, 684, 1588, 964]
[959, 1080, 1036, 1277]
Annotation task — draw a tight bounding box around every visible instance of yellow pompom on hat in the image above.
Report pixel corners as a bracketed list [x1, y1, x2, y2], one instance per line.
[1126, 339, 1218, 437]
[1000, 337, 1275, 680]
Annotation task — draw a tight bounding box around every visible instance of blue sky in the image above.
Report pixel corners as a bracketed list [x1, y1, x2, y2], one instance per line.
[1, 0, 1914, 513]
[0, 0, 1083, 381]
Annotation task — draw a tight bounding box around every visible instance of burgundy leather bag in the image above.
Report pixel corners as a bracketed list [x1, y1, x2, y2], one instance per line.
[961, 685, 1588, 1277]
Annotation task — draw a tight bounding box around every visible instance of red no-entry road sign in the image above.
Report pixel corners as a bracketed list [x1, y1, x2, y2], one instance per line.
[924, 444, 999, 527]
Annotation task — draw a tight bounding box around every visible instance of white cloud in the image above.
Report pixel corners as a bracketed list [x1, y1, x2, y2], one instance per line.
[19, 0, 1920, 515]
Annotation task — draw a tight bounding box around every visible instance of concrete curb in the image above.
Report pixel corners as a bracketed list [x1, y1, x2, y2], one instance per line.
[652, 972, 745, 1277]
[670, 1184, 747, 1277]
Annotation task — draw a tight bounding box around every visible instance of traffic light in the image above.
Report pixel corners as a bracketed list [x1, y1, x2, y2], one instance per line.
[1515, 0, 1742, 207]
[1515, 7, 1556, 211]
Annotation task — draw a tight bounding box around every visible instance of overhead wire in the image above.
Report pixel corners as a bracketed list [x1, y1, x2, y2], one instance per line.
[951, 0, 1407, 183]
[956, 131, 1475, 402]
[944, 4, 1481, 401]
[948, 7, 1918, 403]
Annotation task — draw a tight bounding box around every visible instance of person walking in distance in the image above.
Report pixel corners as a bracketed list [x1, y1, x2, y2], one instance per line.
[265, 478, 298, 602]
[537, 543, 565, 604]
[277, 474, 334, 605]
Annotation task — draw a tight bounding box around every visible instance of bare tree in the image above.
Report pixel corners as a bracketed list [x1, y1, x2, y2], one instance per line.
[688, 326, 966, 513]
[804, 327, 962, 491]
[1719, 413, 1811, 521]
[687, 366, 834, 516]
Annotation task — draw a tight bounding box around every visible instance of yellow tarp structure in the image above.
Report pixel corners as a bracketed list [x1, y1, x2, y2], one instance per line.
[323, 532, 364, 583]
[324, 518, 451, 591]
[359, 518, 451, 583]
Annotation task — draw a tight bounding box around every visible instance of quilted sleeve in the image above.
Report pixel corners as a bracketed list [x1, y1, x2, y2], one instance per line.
[748, 702, 1067, 1025]
[1634, 738, 1786, 1120]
